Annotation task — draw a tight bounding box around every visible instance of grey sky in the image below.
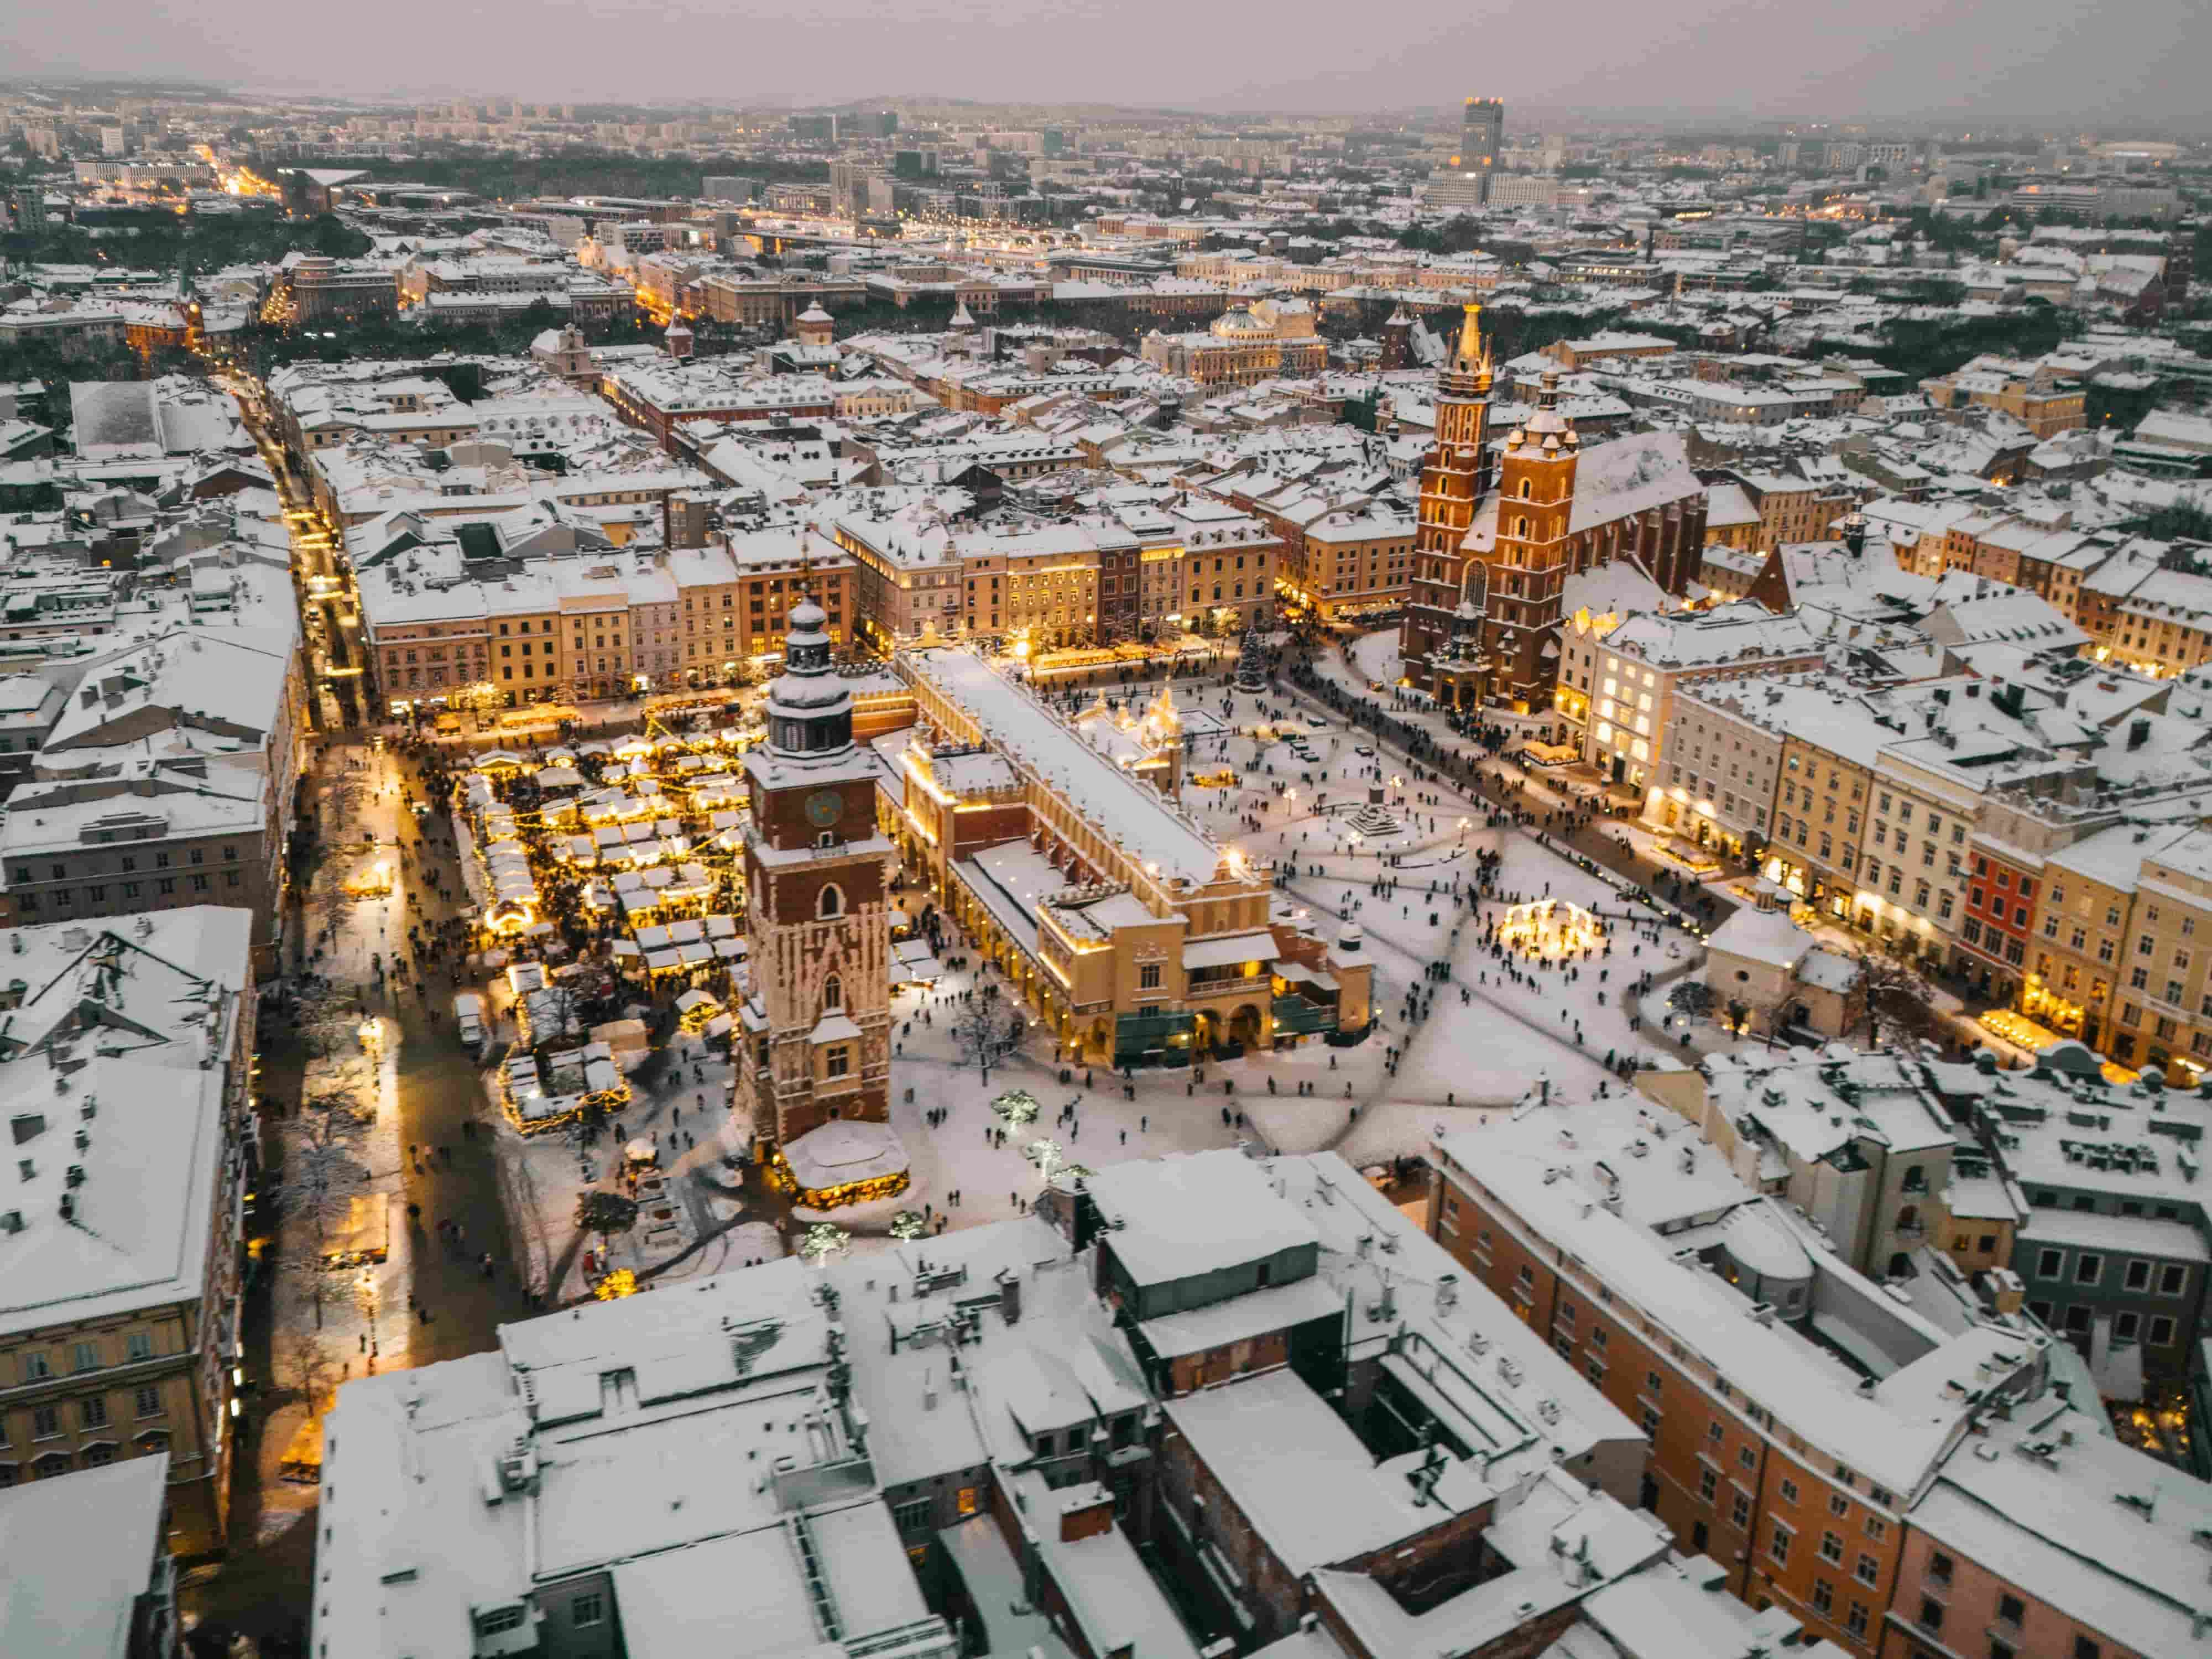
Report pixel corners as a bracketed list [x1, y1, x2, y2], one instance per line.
[7, 0, 2208, 128]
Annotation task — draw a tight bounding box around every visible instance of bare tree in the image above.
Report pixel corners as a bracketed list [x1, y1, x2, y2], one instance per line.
[295, 984, 361, 1060]
[267, 1084, 373, 1328]
[324, 773, 369, 833]
[310, 868, 353, 951]
[1845, 951, 1940, 1050]
[1754, 989, 1801, 1051]
[279, 1327, 342, 1418]
[950, 1000, 1024, 1087]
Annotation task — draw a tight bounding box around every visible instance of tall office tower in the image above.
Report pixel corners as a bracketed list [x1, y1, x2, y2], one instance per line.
[1426, 96, 1505, 209]
[1463, 97, 1504, 180]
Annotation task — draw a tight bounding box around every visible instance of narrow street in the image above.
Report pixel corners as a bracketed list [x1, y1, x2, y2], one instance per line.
[187, 739, 530, 1653]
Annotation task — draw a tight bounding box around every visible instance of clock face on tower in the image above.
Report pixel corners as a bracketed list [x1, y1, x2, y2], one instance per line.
[804, 789, 844, 830]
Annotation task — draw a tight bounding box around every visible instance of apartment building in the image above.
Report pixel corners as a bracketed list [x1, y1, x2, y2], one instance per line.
[957, 521, 1102, 650]
[825, 501, 967, 651]
[0, 910, 257, 1557]
[0, 632, 305, 973]
[315, 1144, 1849, 1659]
[1428, 1092, 2051, 1658]
[1254, 488, 1416, 624]
[1924, 1055, 2212, 1388]
[668, 524, 854, 681]
[1922, 355, 2086, 437]
[357, 528, 854, 708]
[1554, 601, 1822, 811]
[1658, 677, 1792, 862]
[2077, 535, 2212, 679]
[832, 495, 1277, 653]
[602, 359, 839, 450]
[1723, 463, 1858, 553]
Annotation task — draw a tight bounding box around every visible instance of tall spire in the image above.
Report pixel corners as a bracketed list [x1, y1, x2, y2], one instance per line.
[1453, 302, 1485, 372]
[1443, 300, 1494, 400]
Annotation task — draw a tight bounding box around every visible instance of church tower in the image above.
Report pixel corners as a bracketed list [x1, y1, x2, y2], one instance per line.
[1403, 301, 1495, 688]
[736, 597, 899, 1197]
[1483, 370, 1582, 713]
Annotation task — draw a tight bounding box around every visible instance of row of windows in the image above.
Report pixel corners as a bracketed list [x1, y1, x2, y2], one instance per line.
[13, 847, 234, 884]
[15, 871, 233, 911]
[12, 1331, 157, 1381]
[2028, 1246, 2189, 1296]
[6, 1383, 168, 1442]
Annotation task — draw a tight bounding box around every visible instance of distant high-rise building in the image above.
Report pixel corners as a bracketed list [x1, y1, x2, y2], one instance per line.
[1462, 97, 1503, 175]
[1426, 96, 1504, 210]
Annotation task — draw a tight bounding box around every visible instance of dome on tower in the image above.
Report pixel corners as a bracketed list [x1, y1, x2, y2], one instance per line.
[761, 591, 854, 754]
[1523, 368, 1573, 439]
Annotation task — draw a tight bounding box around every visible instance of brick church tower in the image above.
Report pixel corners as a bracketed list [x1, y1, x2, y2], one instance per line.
[1403, 302, 1496, 686]
[1483, 371, 1582, 711]
[736, 596, 900, 1197]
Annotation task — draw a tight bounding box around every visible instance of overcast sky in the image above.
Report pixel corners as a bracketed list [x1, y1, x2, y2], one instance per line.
[8, 0, 2209, 128]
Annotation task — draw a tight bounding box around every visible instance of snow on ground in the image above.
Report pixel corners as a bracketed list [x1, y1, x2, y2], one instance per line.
[848, 674, 1714, 1240]
[498, 1027, 749, 1305]
[1349, 629, 1405, 689]
[265, 742, 432, 1386]
[419, 639, 1726, 1281]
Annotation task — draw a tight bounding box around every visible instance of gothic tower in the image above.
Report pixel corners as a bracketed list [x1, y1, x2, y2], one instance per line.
[736, 597, 896, 1186]
[1482, 370, 1582, 713]
[1402, 301, 1495, 687]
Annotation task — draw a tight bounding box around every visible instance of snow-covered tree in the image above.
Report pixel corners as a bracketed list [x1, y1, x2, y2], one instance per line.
[990, 1088, 1040, 1127]
[1024, 1137, 1066, 1182]
[799, 1222, 850, 1267]
[889, 1209, 927, 1240]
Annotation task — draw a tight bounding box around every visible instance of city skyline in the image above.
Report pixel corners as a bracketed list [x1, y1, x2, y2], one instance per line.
[5, 0, 2211, 130]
